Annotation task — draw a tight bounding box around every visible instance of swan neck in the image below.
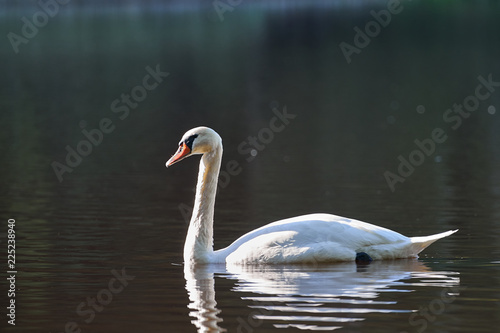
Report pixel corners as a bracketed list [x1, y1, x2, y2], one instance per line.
[184, 146, 222, 264]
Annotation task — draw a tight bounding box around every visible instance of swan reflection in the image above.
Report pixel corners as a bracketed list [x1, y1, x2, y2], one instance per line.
[184, 265, 226, 332]
[184, 260, 460, 332]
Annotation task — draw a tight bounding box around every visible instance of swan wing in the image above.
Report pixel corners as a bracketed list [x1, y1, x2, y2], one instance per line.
[215, 214, 419, 264]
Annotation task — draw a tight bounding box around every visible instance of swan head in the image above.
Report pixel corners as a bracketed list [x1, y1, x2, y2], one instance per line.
[166, 126, 222, 167]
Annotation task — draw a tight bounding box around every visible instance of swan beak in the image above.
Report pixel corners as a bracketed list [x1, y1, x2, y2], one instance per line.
[166, 143, 191, 167]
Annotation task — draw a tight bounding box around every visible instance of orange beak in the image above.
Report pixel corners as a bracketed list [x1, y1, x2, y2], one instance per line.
[166, 143, 191, 167]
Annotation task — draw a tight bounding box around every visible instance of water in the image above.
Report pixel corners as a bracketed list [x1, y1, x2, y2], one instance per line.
[1, 1, 500, 332]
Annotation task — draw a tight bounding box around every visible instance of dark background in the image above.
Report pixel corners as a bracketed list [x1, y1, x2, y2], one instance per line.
[1, 1, 499, 332]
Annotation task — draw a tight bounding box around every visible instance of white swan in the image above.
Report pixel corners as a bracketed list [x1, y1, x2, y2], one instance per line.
[166, 126, 457, 265]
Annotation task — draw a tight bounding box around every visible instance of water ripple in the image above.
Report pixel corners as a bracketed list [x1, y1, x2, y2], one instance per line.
[184, 259, 461, 332]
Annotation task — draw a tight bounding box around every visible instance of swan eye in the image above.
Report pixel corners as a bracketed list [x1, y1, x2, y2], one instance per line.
[184, 134, 198, 150]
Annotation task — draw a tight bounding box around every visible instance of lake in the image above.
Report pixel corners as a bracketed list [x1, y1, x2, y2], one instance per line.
[1, 1, 499, 332]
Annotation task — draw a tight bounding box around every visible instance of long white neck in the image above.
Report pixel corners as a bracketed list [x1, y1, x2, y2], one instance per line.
[184, 145, 222, 265]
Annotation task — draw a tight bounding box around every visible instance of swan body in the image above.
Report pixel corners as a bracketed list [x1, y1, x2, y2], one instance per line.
[166, 127, 457, 265]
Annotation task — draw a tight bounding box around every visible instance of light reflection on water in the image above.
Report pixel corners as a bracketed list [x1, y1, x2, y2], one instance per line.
[185, 260, 461, 332]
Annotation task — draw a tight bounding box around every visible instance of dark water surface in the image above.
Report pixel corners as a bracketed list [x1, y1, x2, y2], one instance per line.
[1, 1, 500, 332]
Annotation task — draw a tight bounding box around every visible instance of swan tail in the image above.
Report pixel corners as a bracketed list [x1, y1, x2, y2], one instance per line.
[409, 229, 458, 255]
